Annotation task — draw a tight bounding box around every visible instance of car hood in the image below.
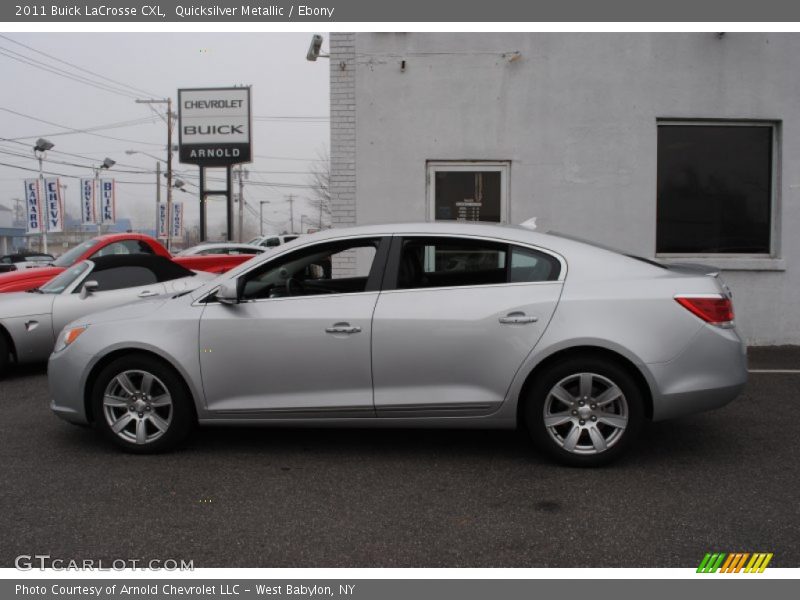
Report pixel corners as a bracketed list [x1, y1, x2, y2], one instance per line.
[0, 266, 64, 292]
[0, 291, 56, 318]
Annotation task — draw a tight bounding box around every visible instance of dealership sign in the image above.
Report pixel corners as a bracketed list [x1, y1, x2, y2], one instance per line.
[178, 87, 251, 166]
[157, 202, 168, 239]
[171, 202, 184, 239]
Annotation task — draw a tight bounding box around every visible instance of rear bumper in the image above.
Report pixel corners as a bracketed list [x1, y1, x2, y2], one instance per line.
[648, 324, 747, 421]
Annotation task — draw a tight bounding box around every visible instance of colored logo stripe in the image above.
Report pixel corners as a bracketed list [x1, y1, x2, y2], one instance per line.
[697, 552, 773, 573]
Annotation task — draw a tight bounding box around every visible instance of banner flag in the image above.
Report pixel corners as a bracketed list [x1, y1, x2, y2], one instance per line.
[99, 178, 115, 224]
[171, 202, 184, 239]
[157, 202, 169, 239]
[23, 178, 42, 234]
[43, 177, 64, 233]
[80, 178, 97, 225]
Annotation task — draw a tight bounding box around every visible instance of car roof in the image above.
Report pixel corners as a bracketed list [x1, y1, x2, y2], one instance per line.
[286, 222, 593, 255]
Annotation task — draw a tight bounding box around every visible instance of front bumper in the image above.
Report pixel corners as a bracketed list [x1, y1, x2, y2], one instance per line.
[48, 347, 94, 425]
[648, 323, 748, 421]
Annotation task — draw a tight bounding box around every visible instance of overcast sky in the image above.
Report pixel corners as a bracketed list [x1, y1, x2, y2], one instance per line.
[0, 32, 330, 240]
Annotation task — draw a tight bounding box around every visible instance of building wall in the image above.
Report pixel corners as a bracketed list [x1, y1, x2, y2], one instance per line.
[331, 32, 800, 344]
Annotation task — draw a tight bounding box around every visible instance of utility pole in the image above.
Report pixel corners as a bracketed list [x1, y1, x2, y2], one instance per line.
[236, 166, 247, 242]
[166, 97, 173, 251]
[287, 193, 295, 234]
[155, 161, 161, 237]
[135, 97, 174, 250]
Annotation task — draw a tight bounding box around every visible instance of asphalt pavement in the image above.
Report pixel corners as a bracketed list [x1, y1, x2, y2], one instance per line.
[1, 348, 798, 568]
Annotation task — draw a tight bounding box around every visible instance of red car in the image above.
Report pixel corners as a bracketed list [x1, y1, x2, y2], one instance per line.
[0, 234, 250, 293]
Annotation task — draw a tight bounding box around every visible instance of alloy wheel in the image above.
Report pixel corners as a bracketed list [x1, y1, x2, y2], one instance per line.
[102, 369, 173, 445]
[542, 372, 629, 455]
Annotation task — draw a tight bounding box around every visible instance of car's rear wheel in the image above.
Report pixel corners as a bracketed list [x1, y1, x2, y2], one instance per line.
[91, 354, 194, 453]
[524, 357, 644, 467]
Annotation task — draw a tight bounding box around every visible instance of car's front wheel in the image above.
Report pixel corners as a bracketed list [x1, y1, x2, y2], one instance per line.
[91, 354, 195, 453]
[524, 357, 644, 467]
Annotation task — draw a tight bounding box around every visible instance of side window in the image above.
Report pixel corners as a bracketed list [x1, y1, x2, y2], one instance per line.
[87, 266, 158, 292]
[510, 246, 561, 282]
[398, 237, 507, 289]
[264, 237, 281, 248]
[240, 238, 381, 301]
[92, 240, 155, 258]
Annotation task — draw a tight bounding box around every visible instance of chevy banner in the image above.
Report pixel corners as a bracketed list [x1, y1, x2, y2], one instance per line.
[23, 178, 42, 235]
[80, 178, 97, 225]
[42, 177, 64, 233]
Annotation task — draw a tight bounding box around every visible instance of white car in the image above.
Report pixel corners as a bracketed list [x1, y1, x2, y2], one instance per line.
[0, 252, 54, 273]
[175, 243, 265, 257]
[247, 234, 301, 249]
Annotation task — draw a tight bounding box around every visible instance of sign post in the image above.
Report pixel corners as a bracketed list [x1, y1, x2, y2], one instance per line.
[177, 86, 252, 241]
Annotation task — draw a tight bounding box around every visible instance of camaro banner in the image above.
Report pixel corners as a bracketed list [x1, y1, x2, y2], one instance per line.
[43, 177, 64, 233]
[99, 178, 116, 224]
[23, 178, 42, 235]
[80, 178, 97, 225]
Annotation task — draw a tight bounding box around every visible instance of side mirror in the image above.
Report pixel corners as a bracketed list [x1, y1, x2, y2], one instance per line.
[216, 281, 239, 305]
[80, 280, 99, 299]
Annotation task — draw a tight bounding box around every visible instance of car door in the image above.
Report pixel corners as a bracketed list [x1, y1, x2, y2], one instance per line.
[198, 236, 390, 416]
[51, 264, 166, 337]
[371, 235, 564, 417]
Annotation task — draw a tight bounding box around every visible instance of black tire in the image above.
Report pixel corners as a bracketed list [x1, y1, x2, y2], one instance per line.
[524, 356, 644, 467]
[91, 353, 195, 453]
[0, 333, 10, 379]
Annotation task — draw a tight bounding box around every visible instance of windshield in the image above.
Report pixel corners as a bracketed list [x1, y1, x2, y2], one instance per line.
[52, 238, 99, 268]
[39, 262, 91, 294]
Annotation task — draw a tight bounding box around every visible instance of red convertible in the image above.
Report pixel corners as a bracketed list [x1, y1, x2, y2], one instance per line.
[0, 234, 250, 293]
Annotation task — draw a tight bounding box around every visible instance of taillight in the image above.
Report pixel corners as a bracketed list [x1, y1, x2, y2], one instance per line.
[675, 295, 734, 327]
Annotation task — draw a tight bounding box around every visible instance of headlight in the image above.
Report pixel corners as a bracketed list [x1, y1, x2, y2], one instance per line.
[53, 325, 88, 353]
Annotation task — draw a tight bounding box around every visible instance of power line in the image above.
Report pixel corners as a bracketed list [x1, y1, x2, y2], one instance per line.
[0, 46, 143, 100]
[0, 33, 160, 99]
[0, 106, 163, 146]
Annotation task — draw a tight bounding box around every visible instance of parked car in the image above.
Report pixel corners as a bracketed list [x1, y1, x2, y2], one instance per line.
[176, 243, 265, 257]
[48, 222, 747, 465]
[0, 233, 248, 293]
[0, 254, 216, 376]
[0, 252, 55, 273]
[248, 234, 300, 248]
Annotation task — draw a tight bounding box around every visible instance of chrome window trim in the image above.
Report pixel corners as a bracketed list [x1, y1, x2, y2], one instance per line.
[192, 231, 567, 305]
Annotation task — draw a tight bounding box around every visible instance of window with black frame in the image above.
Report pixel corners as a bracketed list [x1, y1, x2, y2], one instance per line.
[656, 123, 774, 255]
[240, 238, 380, 300]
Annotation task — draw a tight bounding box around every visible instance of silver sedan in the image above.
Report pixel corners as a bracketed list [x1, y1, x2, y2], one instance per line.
[48, 223, 747, 466]
[0, 254, 215, 375]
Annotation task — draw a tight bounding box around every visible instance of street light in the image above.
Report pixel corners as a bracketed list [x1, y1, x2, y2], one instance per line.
[32, 138, 54, 252]
[126, 149, 165, 236]
[94, 158, 115, 235]
[259, 200, 270, 236]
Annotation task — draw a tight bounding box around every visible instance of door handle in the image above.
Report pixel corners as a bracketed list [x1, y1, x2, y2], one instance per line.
[138, 290, 159, 298]
[499, 312, 538, 325]
[325, 323, 362, 334]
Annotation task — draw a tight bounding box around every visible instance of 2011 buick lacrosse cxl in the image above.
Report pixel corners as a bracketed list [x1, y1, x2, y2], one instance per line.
[48, 222, 747, 466]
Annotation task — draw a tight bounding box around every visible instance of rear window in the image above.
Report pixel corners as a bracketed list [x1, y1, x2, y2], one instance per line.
[547, 231, 666, 270]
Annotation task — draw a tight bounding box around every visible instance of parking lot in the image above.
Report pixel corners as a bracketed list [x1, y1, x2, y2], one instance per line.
[1, 347, 798, 568]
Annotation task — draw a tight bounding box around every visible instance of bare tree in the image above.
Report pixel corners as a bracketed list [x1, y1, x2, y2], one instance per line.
[305, 148, 331, 228]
